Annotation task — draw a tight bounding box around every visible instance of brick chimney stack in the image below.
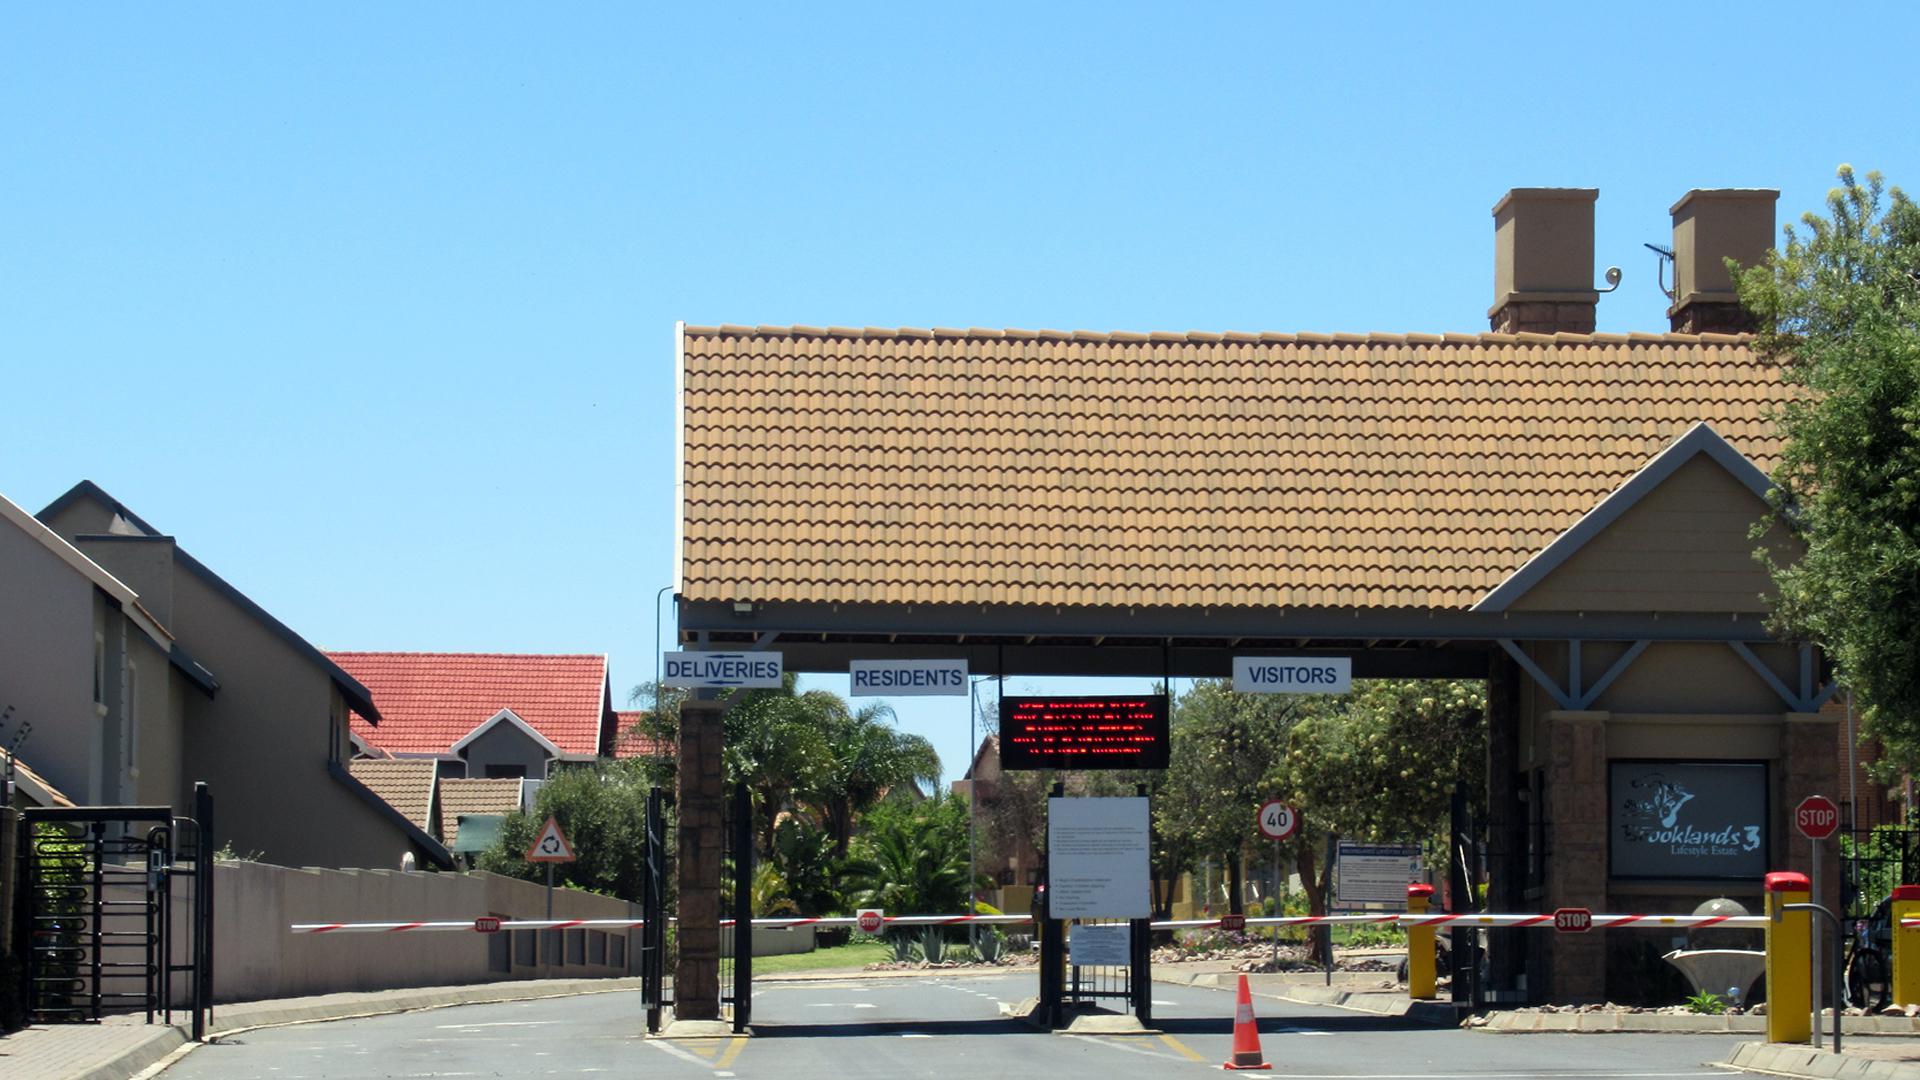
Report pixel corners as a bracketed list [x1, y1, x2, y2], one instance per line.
[1489, 188, 1600, 335]
[1666, 189, 1778, 334]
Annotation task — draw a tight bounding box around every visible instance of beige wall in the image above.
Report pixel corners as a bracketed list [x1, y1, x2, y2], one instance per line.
[42, 497, 433, 869]
[1510, 455, 1793, 613]
[0, 517, 118, 804]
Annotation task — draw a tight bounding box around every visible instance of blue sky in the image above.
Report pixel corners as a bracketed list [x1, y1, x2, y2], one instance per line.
[4, 3, 1915, 783]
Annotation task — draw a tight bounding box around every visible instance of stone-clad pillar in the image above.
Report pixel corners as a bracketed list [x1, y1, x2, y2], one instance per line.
[1781, 712, 1842, 915]
[1542, 710, 1608, 1003]
[674, 699, 727, 1020]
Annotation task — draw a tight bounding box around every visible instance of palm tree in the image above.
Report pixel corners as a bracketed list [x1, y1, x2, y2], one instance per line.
[808, 702, 942, 857]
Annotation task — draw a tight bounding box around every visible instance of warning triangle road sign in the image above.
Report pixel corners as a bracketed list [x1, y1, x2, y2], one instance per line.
[525, 816, 576, 863]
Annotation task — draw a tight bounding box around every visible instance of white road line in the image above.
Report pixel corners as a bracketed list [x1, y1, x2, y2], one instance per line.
[1060, 1033, 1188, 1063]
[434, 1021, 558, 1029]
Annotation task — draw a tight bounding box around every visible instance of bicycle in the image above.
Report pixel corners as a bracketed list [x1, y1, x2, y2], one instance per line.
[1844, 898, 1891, 1012]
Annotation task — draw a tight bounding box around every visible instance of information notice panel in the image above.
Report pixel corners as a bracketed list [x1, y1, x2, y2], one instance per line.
[1000, 695, 1170, 771]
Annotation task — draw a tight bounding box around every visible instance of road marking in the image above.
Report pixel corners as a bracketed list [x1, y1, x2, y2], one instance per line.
[1063, 1034, 1187, 1062]
[434, 1021, 558, 1029]
[716, 1036, 747, 1069]
[1267, 1074, 1721, 1079]
[643, 1038, 721, 1070]
[1157, 1033, 1209, 1063]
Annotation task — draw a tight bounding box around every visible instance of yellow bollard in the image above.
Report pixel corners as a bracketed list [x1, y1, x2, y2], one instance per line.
[1766, 871, 1812, 1044]
[1892, 884, 1920, 1008]
[1407, 883, 1436, 1000]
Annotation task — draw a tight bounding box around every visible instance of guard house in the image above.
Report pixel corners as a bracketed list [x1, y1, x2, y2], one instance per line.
[672, 187, 1831, 1006]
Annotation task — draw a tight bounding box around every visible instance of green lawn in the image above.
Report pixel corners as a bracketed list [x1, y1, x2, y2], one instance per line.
[749, 940, 892, 975]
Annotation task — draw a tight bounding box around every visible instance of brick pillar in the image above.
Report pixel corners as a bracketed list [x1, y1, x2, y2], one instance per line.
[674, 699, 726, 1020]
[1782, 712, 1842, 915]
[1542, 710, 1608, 1003]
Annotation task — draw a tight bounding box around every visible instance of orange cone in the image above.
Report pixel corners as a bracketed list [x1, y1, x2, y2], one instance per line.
[1222, 973, 1271, 1070]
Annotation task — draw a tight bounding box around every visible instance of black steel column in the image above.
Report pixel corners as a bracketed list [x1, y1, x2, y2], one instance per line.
[731, 783, 752, 1033]
[1038, 781, 1064, 1028]
[193, 783, 213, 1041]
[643, 787, 667, 1034]
[1132, 782, 1151, 1026]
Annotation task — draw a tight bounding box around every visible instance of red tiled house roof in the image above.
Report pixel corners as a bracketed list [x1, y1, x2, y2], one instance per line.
[612, 711, 673, 759]
[328, 652, 613, 758]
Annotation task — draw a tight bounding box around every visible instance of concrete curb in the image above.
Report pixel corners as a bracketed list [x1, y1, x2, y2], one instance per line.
[1725, 1041, 1920, 1080]
[67, 1027, 187, 1080]
[1149, 970, 1454, 1026]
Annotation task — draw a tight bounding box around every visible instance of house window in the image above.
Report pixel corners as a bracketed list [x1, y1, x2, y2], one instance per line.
[93, 632, 107, 707]
[125, 660, 140, 794]
[485, 764, 527, 780]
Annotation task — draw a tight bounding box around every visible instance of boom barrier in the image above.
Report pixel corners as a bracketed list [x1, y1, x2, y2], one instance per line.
[292, 911, 1769, 934]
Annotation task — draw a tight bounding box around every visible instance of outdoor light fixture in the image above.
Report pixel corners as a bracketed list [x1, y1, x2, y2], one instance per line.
[732, 601, 753, 614]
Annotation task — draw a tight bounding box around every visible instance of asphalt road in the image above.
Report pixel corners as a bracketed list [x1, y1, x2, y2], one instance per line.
[161, 973, 1753, 1080]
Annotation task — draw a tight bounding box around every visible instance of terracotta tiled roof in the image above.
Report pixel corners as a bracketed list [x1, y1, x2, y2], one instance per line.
[679, 325, 1791, 610]
[348, 759, 438, 833]
[438, 777, 525, 825]
[329, 652, 609, 757]
[10, 756, 76, 808]
[612, 711, 672, 759]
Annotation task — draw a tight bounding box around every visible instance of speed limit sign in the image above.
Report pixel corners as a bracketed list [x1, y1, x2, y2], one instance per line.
[1258, 800, 1299, 841]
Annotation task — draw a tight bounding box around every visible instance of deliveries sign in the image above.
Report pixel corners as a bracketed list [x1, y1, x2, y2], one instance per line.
[1609, 761, 1767, 880]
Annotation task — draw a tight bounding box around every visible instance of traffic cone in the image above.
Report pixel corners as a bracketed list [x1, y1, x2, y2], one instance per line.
[1222, 973, 1271, 1070]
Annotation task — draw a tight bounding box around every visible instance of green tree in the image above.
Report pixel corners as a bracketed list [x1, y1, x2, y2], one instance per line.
[477, 758, 659, 899]
[807, 701, 941, 857]
[842, 792, 983, 921]
[1156, 681, 1297, 915]
[1736, 166, 1920, 772]
[1270, 679, 1486, 959]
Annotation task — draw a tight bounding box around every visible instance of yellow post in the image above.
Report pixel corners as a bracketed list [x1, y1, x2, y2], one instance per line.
[1766, 871, 1812, 1044]
[1892, 884, 1920, 1008]
[1407, 883, 1436, 1000]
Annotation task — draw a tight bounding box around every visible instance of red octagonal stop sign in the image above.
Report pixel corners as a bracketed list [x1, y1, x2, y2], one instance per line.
[1796, 795, 1840, 840]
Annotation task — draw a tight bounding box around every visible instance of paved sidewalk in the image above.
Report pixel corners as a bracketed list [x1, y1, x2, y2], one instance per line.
[0, 975, 645, 1080]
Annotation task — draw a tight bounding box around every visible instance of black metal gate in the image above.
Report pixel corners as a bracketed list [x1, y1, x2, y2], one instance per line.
[1037, 785, 1152, 1029]
[641, 786, 672, 1033]
[722, 781, 752, 1033]
[19, 783, 213, 1035]
[640, 783, 751, 1034]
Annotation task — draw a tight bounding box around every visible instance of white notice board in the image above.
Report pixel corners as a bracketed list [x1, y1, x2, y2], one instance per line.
[1334, 843, 1424, 908]
[1068, 923, 1131, 967]
[1047, 797, 1150, 919]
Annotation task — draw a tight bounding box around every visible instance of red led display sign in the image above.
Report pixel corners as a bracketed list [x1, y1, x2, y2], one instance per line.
[999, 695, 1170, 771]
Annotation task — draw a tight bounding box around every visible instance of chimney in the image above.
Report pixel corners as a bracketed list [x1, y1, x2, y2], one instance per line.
[1489, 188, 1599, 334]
[1667, 188, 1778, 334]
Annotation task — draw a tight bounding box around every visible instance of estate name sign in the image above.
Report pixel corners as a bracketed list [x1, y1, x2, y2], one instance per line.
[1609, 761, 1767, 880]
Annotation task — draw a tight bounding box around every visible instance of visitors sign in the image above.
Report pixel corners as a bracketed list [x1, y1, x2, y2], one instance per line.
[1232, 657, 1352, 695]
[1796, 795, 1840, 840]
[1000, 695, 1170, 770]
[662, 651, 784, 689]
[1047, 796, 1151, 919]
[848, 659, 968, 697]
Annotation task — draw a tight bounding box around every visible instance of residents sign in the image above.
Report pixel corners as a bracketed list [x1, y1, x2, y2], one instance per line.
[849, 659, 968, 697]
[662, 651, 784, 689]
[1233, 657, 1352, 695]
[1609, 761, 1767, 880]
